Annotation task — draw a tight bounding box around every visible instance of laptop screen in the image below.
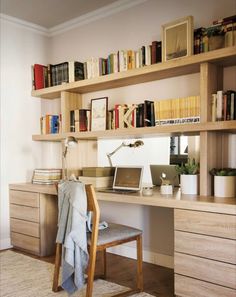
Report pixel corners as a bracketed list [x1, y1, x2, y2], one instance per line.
[113, 166, 143, 191]
[150, 164, 179, 186]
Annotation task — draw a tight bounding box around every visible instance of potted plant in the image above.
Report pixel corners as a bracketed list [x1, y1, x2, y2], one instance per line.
[175, 158, 199, 195]
[209, 168, 236, 198]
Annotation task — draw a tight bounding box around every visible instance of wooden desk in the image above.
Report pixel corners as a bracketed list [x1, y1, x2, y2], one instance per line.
[9, 183, 236, 296]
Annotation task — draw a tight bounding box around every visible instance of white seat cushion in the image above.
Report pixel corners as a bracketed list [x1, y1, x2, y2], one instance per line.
[87, 223, 142, 246]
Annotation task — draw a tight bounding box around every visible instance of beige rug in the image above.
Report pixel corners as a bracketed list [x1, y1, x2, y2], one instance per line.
[0, 250, 153, 297]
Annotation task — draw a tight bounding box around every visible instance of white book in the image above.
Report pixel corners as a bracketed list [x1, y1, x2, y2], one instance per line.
[145, 45, 151, 66]
[123, 50, 128, 71]
[216, 90, 223, 121]
[113, 53, 118, 73]
[211, 94, 217, 122]
[118, 50, 124, 72]
[135, 51, 140, 68]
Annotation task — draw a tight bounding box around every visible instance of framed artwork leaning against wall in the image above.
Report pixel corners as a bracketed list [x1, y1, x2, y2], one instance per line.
[90, 97, 108, 131]
[162, 15, 194, 62]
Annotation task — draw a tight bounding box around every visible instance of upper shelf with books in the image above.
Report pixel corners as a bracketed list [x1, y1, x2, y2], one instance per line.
[31, 46, 236, 100]
[32, 120, 236, 141]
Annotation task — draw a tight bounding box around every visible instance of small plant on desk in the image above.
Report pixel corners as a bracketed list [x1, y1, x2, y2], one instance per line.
[175, 158, 199, 195]
[209, 168, 236, 198]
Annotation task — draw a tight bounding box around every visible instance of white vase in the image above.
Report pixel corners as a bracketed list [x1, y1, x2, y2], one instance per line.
[180, 174, 198, 195]
[214, 176, 236, 198]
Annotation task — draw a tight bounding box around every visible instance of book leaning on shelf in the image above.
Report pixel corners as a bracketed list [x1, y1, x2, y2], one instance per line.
[32, 169, 62, 185]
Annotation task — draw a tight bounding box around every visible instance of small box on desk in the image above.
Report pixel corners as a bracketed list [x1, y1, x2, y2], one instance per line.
[79, 176, 113, 189]
[82, 167, 115, 177]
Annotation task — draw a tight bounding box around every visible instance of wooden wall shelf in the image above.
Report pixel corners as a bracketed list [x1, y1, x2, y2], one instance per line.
[31, 46, 236, 100]
[32, 120, 236, 141]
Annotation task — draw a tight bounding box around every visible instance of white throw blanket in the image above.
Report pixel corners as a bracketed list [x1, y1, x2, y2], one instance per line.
[56, 181, 88, 294]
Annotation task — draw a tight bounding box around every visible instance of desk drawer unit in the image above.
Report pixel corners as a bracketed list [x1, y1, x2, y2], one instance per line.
[9, 189, 58, 257]
[174, 209, 236, 297]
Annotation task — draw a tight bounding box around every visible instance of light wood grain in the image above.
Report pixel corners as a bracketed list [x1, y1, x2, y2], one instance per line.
[31, 46, 236, 99]
[39, 193, 58, 256]
[32, 120, 236, 142]
[10, 218, 39, 238]
[9, 183, 236, 215]
[175, 252, 236, 289]
[10, 190, 39, 207]
[61, 91, 82, 133]
[175, 274, 236, 297]
[175, 230, 236, 264]
[175, 209, 236, 239]
[11, 232, 40, 254]
[10, 204, 39, 223]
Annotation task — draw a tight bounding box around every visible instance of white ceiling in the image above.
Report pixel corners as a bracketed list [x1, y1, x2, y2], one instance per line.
[0, 0, 119, 28]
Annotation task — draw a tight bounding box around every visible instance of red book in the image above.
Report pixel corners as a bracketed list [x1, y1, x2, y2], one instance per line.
[34, 64, 47, 90]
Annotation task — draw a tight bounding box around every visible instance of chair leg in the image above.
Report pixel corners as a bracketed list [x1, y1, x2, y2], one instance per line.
[86, 246, 97, 297]
[52, 243, 62, 292]
[102, 249, 107, 279]
[136, 235, 143, 291]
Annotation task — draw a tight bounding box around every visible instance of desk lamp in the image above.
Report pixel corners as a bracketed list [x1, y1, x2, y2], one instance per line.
[107, 140, 144, 167]
[63, 136, 78, 179]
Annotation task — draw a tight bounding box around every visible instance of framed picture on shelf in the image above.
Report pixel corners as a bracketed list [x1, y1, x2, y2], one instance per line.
[91, 97, 108, 131]
[162, 16, 193, 62]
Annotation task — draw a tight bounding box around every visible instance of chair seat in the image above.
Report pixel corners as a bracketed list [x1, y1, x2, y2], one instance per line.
[87, 223, 142, 246]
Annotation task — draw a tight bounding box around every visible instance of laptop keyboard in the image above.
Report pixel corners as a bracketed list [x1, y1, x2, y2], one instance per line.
[98, 189, 138, 194]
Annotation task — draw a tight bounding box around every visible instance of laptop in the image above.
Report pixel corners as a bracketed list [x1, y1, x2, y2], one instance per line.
[150, 165, 179, 187]
[99, 166, 143, 194]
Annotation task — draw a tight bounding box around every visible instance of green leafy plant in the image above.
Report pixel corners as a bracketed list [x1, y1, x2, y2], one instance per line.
[209, 168, 236, 176]
[175, 158, 199, 175]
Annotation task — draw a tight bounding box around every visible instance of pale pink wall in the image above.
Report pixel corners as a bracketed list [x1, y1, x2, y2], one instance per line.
[46, 0, 236, 265]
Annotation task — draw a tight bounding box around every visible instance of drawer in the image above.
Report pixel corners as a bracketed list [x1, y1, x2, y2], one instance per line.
[10, 218, 40, 238]
[11, 232, 40, 255]
[10, 204, 39, 222]
[175, 274, 236, 297]
[175, 209, 236, 239]
[175, 252, 236, 290]
[10, 190, 39, 207]
[175, 230, 236, 264]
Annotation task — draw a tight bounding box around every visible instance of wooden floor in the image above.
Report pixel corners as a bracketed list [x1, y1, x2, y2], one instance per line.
[11, 248, 174, 297]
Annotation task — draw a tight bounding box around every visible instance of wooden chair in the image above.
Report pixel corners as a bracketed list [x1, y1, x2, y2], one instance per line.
[52, 184, 143, 297]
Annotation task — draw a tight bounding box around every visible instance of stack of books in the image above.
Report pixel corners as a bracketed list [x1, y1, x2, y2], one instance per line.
[32, 169, 62, 185]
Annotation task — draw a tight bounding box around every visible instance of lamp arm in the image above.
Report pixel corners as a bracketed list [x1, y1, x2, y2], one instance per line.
[106, 142, 126, 167]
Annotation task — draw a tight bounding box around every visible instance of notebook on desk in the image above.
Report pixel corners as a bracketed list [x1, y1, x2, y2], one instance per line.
[150, 164, 179, 187]
[98, 166, 143, 194]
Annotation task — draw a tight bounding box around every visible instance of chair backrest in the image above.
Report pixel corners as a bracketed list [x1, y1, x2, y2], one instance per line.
[55, 182, 100, 242]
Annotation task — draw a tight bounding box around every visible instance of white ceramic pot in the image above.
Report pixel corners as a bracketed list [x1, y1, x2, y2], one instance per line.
[180, 174, 198, 195]
[214, 176, 236, 198]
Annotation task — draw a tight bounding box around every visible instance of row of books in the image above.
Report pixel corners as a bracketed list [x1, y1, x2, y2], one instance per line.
[68, 95, 200, 132]
[84, 42, 162, 79]
[40, 114, 61, 134]
[194, 14, 236, 54]
[32, 40, 162, 90]
[70, 109, 91, 132]
[32, 168, 62, 185]
[211, 90, 236, 122]
[109, 96, 200, 129]
[32, 61, 84, 90]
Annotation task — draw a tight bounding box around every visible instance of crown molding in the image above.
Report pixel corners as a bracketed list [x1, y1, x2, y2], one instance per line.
[49, 0, 148, 36]
[0, 13, 49, 36]
[0, 0, 148, 37]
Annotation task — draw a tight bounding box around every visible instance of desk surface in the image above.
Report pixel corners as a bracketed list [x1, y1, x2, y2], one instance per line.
[9, 183, 236, 215]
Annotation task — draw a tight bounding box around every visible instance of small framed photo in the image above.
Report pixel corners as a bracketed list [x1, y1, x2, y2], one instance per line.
[91, 97, 108, 131]
[162, 16, 193, 62]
